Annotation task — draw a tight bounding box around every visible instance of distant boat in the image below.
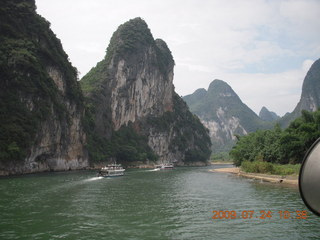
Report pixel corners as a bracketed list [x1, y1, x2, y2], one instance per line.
[154, 163, 174, 170]
[97, 164, 125, 177]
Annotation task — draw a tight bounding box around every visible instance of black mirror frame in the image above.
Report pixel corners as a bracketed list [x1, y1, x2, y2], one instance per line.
[299, 137, 320, 217]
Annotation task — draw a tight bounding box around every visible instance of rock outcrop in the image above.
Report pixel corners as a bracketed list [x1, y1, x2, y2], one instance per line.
[109, 39, 174, 130]
[0, 0, 88, 175]
[81, 18, 211, 165]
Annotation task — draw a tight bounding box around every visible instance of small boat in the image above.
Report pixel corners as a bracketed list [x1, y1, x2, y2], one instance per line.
[97, 164, 125, 177]
[154, 163, 174, 170]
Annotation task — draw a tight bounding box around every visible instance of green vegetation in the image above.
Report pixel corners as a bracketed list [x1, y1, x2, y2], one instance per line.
[80, 60, 107, 94]
[83, 98, 158, 164]
[106, 17, 154, 61]
[230, 109, 320, 168]
[112, 125, 158, 163]
[211, 152, 231, 162]
[154, 39, 175, 75]
[241, 161, 300, 175]
[86, 124, 158, 165]
[0, 0, 83, 163]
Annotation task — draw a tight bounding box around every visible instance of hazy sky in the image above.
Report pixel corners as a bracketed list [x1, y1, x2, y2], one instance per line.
[35, 0, 320, 116]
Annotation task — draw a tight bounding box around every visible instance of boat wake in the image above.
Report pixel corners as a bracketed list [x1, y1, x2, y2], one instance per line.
[148, 169, 160, 172]
[84, 176, 104, 182]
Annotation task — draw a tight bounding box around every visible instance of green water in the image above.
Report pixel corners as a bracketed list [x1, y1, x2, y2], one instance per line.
[0, 165, 319, 240]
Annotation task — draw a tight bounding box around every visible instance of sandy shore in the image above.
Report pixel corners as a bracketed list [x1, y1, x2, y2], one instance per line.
[210, 161, 233, 165]
[209, 167, 298, 186]
[210, 167, 240, 174]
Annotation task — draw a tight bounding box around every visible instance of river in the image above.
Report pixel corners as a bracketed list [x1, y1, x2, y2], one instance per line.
[0, 164, 319, 240]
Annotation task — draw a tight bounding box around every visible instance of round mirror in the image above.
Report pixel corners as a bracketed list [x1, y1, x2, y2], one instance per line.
[299, 137, 320, 216]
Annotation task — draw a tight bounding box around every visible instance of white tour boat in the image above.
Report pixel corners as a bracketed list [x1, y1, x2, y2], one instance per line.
[154, 163, 174, 170]
[97, 164, 125, 177]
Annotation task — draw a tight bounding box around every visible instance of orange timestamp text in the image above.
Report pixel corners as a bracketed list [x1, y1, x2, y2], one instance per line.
[212, 210, 308, 220]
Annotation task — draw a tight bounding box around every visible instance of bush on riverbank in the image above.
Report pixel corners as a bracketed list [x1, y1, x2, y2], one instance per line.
[241, 160, 300, 175]
[230, 110, 320, 166]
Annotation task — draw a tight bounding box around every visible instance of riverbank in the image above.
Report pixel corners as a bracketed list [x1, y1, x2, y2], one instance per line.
[209, 167, 298, 186]
[210, 161, 233, 165]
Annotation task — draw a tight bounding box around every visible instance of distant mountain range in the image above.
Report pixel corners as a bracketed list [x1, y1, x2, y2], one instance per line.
[259, 107, 280, 122]
[183, 80, 272, 153]
[183, 58, 320, 153]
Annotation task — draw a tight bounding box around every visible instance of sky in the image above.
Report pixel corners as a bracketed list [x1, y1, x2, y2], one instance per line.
[35, 0, 320, 116]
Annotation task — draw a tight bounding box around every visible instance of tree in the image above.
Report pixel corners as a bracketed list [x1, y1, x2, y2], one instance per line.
[230, 110, 320, 165]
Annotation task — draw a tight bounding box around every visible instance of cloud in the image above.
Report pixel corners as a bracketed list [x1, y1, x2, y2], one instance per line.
[35, 0, 320, 117]
[302, 59, 314, 72]
[178, 60, 313, 116]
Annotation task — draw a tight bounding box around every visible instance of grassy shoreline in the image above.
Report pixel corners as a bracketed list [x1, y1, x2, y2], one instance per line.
[240, 160, 300, 176]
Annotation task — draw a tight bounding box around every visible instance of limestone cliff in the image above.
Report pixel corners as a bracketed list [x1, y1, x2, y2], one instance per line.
[109, 39, 174, 130]
[280, 58, 320, 127]
[81, 18, 211, 165]
[0, 0, 88, 175]
[183, 80, 272, 153]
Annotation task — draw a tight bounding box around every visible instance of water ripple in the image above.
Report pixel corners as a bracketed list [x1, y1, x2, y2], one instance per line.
[0, 168, 319, 239]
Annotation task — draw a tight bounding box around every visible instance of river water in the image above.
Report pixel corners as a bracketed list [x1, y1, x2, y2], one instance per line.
[0, 164, 319, 240]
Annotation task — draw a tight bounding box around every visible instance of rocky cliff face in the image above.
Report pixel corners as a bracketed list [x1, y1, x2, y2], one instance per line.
[0, 0, 88, 175]
[280, 58, 320, 127]
[81, 18, 211, 165]
[109, 38, 174, 130]
[142, 93, 211, 165]
[183, 80, 271, 153]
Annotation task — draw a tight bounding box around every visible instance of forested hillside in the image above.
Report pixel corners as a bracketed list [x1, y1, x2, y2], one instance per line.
[0, 0, 88, 175]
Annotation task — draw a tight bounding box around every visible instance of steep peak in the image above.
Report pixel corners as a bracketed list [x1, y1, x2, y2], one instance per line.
[193, 88, 207, 96]
[207, 79, 237, 98]
[209, 79, 232, 90]
[280, 58, 320, 127]
[117, 17, 152, 39]
[183, 79, 272, 154]
[208, 79, 226, 89]
[82, 18, 175, 93]
[105, 17, 154, 59]
[183, 88, 207, 108]
[259, 106, 280, 122]
[260, 106, 268, 113]
[301, 58, 320, 97]
[79, 17, 211, 164]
